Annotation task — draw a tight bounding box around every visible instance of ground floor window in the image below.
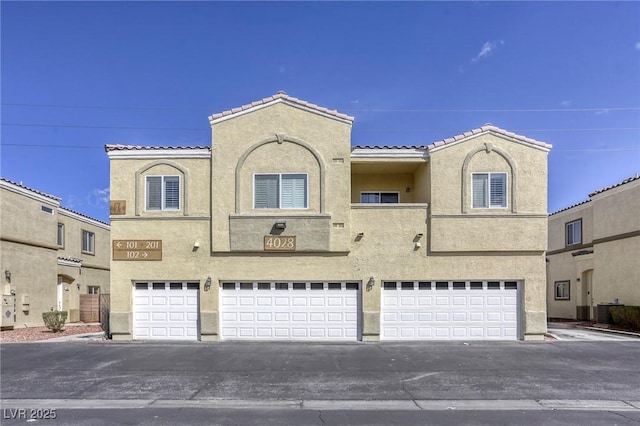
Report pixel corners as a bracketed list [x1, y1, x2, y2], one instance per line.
[555, 281, 570, 300]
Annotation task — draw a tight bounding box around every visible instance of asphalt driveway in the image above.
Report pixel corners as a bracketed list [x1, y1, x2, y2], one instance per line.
[1, 340, 639, 424]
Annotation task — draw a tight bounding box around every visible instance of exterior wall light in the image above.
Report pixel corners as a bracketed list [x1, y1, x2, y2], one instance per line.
[77, 283, 81, 290]
[4, 270, 11, 282]
[204, 277, 212, 292]
[274, 221, 287, 230]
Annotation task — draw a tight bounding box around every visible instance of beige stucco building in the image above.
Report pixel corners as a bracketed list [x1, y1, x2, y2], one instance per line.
[106, 92, 552, 342]
[0, 178, 111, 328]
[547, 175, 640, 320]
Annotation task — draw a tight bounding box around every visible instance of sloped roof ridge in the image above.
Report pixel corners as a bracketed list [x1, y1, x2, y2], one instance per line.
[549, 199, 591, 216]
[426, 124, 552, 151]
[588, 174, 640, 197]
[0, 177, 61, 202]
[208, 91, 355, 122]
[352, 145, 427, 150]
[104, 144, 210, 152]
[59, 206, 111, 227]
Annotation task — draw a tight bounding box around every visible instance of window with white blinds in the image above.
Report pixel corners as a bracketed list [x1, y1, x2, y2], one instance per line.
[566, 219, 582, 246]
[254, 173, 308, 209]
[472, 173, 507, 208]
[146, 175, 180, 211]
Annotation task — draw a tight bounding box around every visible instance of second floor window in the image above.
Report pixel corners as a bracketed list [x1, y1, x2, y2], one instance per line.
[57, 223, 65, 247]
[472, 172, 507, 208]
[360, 192, 399, 203]
[254, 173, 308, 209]
[146, 175, 180, 211]
[566, 219, 582, 246]
[82, 230, 95, 254]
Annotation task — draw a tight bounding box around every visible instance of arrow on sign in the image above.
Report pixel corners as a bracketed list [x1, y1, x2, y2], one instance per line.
[116, 242, 123, 248]
[142, 252, 148, 258]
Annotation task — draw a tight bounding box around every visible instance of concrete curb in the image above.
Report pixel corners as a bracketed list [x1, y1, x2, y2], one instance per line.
[37, 332, 106, 343]
[582, 326, 640, 338]
[1, 398, 639, 412]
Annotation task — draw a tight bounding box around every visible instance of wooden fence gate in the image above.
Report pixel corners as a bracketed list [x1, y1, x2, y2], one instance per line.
[79, 295, 99, 322]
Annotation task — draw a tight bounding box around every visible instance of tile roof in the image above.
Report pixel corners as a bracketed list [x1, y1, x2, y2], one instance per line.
[58, 256, 82, 264]
[426, 124, 552, 151]
[351, 124, 552, 152]
[59, 206, 111, 227]
[549, 199, 591, 216]
[208, 91, 355, 123]
[0, 177, 61, 202]
[104, 144, 210, 152]
[588, 174, 640, 197]
[352, 145, 427, 150]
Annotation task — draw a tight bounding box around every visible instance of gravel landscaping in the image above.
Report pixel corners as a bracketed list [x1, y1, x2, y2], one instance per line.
[0, 324, 104, 343]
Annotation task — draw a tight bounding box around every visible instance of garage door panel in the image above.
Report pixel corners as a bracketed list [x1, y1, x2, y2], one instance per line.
[292, 297, 308, 306]
[257, 297, 271, 306]
[152, 312, 167, 321]
[417, 297, 432, 306]
[152, 296, 167, 305]
[292, 328, 308, 338]
[257, 328, 272, 337]
[452, 312, 467, 321]
[240, 312, 255, 321]
[135, 312, 150, 321]
[400, 297, 416, 307]
[381, 281, 519, 341]
[134, 282, 199, 341]
[220, 281, 359, 341]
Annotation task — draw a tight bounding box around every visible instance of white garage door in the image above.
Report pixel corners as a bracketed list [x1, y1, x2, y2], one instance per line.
[220, 281, 359, 341]
[133, 282, 199, 340]
[381, 281, 519, 341]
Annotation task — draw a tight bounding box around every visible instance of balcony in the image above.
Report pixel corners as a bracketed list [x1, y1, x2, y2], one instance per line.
[350, 203, 428, 252]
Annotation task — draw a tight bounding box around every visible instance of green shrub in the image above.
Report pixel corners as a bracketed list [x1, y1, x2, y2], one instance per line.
[42, 310, 68, 332]
[609, 306, 640, 331]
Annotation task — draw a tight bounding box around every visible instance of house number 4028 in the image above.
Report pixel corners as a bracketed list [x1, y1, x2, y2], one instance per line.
[264, 235, 296, 251]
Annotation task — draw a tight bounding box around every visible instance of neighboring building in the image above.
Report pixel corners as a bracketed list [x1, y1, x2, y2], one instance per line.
[106, 92, 552, 342]
[547, 175, 640, 320]
[0, 178, 110, 328]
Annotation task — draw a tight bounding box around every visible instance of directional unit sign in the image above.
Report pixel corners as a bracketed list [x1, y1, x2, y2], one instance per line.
[113, 240, 162, 261]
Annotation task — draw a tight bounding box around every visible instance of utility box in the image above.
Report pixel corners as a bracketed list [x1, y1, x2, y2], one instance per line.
[2, 295, 16, 328]
[597, 303, 624, 324]
[21, 294, 30, 312]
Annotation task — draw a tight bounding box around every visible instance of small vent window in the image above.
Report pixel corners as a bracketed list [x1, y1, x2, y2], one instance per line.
[383, 282, 397, 290]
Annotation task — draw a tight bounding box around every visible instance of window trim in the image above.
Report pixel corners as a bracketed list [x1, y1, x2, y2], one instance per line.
[566, 219, 582, 246]
[57, 222, 65, 248]
[253, 173, 309, 210]
[471, 172, 508, 209]
[88, 286, 100, 295]
[554, 281, 570, 300]
[145, 175, 181, 211]
[360, 191, 400, 204]
[81, 230, 95, 255]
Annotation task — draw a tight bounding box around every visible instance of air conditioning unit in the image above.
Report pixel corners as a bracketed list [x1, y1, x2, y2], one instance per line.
[2, 294, 16, 328]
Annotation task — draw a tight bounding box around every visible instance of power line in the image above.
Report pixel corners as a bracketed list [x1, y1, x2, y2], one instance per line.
[2, 122, 639, 133]
[2, 123, 206, 131]
[3, 102, 640, 113]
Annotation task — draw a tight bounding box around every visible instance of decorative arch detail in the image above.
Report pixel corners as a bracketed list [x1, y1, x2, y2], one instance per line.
[235, 134, 327, 213]
[461, 144, 517, 213]
[135, 160, 189, 216]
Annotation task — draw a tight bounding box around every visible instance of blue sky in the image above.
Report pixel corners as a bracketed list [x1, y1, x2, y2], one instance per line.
[1, 1, 639, 223]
